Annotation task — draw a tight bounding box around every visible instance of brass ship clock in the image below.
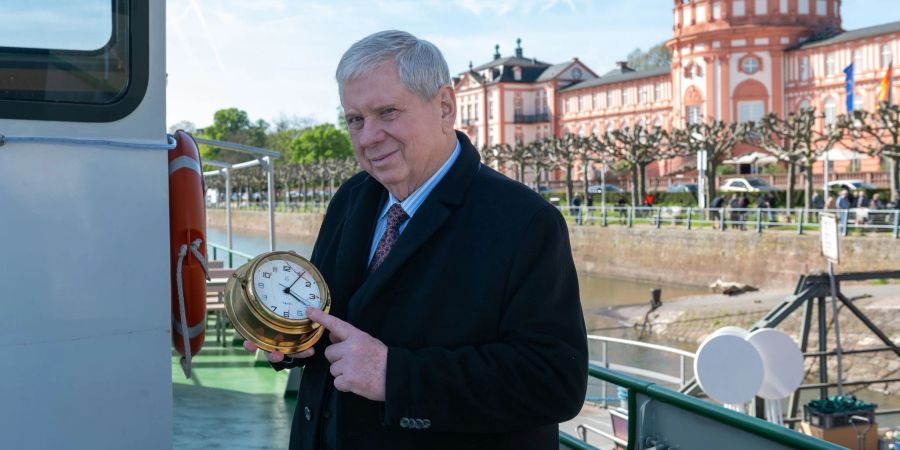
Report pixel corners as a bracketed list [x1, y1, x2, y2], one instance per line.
[224, 251, 331, 354]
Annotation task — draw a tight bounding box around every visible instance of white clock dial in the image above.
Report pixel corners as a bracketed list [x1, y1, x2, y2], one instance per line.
[251, 258, 323, 321]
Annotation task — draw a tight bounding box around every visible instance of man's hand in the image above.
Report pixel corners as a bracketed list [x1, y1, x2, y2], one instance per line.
[308, 307, 388, 402]
[243, 340, 315, 363]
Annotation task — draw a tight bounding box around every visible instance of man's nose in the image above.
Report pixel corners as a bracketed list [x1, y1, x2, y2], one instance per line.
[357, 120, 385, 149]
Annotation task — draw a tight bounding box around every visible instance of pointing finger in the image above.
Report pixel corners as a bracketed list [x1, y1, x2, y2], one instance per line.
[307, 307, 354, 342]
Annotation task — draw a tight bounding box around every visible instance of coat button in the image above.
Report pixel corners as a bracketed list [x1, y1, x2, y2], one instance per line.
[304, 406, 311, 421]
[399, 417, 410, 428]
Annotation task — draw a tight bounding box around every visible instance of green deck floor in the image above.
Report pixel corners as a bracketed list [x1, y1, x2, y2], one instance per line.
[172, 321, 296, 449]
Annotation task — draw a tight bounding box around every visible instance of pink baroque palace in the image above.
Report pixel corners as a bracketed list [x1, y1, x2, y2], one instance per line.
[453, 0, 899, 191]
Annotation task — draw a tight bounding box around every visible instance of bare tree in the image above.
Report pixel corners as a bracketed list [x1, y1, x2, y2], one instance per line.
[603, 124, 669, 206]
[841, 102, 900, 202]
[753, 108, 843, 209]
[503, 143, 528, 183]
[578, 135, 611, 200]
[529, 139, 553, 192]
[549, 134, 587, 203]
[670, 120, 751, 207]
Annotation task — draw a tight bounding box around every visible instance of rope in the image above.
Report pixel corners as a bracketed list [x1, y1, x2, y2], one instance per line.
[174, 238, 211, 379]
[0, 134, 177, 151]
[175, 244, 192, 378]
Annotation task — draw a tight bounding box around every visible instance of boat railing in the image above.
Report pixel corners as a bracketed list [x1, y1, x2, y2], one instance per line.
[560, 364, 845, 450]
[587, 335, 695, 408]
[208, 241, 254, 268]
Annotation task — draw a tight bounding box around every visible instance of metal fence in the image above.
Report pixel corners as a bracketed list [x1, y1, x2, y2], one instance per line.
[558, 205, 900, 238]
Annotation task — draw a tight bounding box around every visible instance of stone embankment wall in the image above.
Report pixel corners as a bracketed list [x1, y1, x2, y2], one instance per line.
[571, 225, 900, 289]
[208, 209, 324, 242]
[210, 209, 899, 289]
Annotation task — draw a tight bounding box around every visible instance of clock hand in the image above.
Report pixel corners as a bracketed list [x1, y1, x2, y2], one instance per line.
[279, 284, 312, 306]
[286, 265, 307, 290]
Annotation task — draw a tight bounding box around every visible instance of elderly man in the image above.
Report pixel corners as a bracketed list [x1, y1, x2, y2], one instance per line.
[245, 30, 587, 450]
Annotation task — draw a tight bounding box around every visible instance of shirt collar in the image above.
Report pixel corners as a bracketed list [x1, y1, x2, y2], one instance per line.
[379, 138, 461, 221]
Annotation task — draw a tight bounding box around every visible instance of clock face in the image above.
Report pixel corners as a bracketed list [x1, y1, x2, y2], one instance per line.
[251, 257, 323, 321]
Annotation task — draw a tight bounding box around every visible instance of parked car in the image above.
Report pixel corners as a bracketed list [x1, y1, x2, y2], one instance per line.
[587, 184, 625, 193]
[826, 179, 878, 192]
[666, 183, 698, 193]
[719, 177, 777, 193]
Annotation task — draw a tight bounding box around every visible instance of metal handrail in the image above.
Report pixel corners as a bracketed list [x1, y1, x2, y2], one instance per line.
[559, 205, 900, 238]
[207, 241, 254, 268]
[588, 335, 695, 359]
[559, 364, 846, 450]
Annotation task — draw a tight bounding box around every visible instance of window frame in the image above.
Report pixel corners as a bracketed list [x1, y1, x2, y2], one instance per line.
[0, 0, 149, 122]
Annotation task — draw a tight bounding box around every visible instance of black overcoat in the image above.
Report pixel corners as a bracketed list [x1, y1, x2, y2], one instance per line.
[281, 131, 587, 450]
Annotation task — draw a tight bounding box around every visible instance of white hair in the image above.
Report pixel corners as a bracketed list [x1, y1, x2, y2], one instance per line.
[336, 30, 451, 102]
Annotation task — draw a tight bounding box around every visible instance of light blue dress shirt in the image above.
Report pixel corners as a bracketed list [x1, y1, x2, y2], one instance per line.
[368, 139, 461, 264]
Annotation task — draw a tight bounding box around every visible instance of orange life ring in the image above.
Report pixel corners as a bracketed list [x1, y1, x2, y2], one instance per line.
[169, 130, 208, 377]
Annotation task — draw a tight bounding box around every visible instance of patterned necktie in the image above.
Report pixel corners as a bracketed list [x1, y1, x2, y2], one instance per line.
[368, 203, 409, 273]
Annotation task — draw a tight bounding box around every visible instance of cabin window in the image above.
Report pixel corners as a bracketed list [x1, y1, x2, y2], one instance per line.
[0, 0, 148, 122]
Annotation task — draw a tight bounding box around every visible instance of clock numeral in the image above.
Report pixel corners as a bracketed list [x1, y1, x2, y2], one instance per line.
[305, 281, 312, 288]
[257, 282, 264, 289]
[283, 311, 290, 318]
[263, 273, 271, 279]
[269, 305, 277, 312]
[283, 265, 291, 272]
[273, 266, 278, 272]
[309, 293, 317, 300]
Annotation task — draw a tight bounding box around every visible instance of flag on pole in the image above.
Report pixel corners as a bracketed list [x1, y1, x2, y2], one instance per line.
[844, 63, 855, 112]
[879, 61, 893, 104]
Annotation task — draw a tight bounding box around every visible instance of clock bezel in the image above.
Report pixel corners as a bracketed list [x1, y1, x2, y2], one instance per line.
[243, 251, 329, 330]
[224, 251, 332, 353]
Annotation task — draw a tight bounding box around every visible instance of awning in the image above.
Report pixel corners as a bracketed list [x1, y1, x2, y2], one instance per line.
[816, 148, 866, 161]
[724, 151, 779, 165]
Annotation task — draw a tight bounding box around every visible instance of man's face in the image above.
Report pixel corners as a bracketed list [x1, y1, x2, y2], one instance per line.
[341, 61, 455, 198]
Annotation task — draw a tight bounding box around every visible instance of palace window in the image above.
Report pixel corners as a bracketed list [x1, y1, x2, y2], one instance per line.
[800, 57, 810, 81]
[853, 93, 864, 112]
[515, 127, 524, 146]
[639, 86, 648, 104]
[733, 0, 746, 17]
[824, 97, 836, 127]
[798, 0, 809, 14]
[882, 44, 892, 68]
[513, 66, 522, 81]
[572, 67, 583, 80]
[623, 89, 631, 105]
[712, 2, 722, 19]
[594, 93, 602, 110]
[742, 56, 760, 74]
[607, 90, 614, 107]
[755, 0, 766, 15]
[655, 83, 663, 101]
[779, 0, 787, 13]
[816, 0, 826, 16]
[853, 49, 863, 72]
[514, 92, 524, 116]
[489, 98, 494, 120]
[826, 52, 836, 76]
[737, 100, 764, 123]
[686, 105, 701, 124]
[580, 95, 590, 112]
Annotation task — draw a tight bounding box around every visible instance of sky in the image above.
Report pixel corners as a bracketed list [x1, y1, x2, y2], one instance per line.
[163, 0, 900, 130]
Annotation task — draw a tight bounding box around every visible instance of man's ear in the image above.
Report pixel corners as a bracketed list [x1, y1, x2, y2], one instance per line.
[439, 86, 456, 132]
